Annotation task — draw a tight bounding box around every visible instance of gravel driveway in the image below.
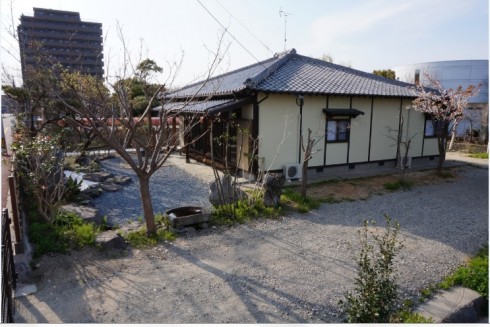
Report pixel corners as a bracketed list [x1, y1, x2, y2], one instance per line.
[14, 165, 488, 323]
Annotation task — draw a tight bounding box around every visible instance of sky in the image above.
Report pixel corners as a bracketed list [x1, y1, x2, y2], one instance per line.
[1, 0, 488, 89]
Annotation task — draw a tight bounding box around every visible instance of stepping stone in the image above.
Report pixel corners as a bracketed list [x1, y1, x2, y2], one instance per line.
[83, 171, 113, 182]
[96, 230, 127, 250]
[100, 182, 122, 192]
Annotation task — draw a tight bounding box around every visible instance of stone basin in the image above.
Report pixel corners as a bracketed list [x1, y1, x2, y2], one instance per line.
[165, 206, 210, 228]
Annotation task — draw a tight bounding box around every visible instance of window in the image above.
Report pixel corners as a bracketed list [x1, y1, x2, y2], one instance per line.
[415, 69, 420, 85]
[425, 118, 450, 137]
[424, 118, 435, 137]
[326, 119, 349, 142]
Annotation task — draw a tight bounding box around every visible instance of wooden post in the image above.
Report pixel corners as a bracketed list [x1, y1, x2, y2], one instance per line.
[7, 176, 21, 244]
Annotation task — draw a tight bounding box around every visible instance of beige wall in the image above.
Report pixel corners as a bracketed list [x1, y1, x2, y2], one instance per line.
[423, 138, 439, 156]
[256, 94, 437, 173]
[369, 98, 401, 161]
[258, 94, 299, 172]
[349, 97, 372, 163]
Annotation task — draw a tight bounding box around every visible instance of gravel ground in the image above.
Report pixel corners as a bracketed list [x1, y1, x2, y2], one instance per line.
[91, 156, 213, 226]
[14, 164, 488, 323]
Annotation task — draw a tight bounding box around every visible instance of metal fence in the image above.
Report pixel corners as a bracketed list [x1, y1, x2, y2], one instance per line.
[1, 209, 16, 323]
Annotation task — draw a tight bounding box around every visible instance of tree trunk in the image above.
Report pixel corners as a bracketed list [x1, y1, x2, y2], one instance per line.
[138, 174, 156, 235]
[301, 159, 308, 197]
[448, 130, 456, 151]
[436, 136, 446, 174]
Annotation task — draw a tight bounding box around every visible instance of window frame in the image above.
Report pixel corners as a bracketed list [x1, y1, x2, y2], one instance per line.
[326, 118, 350, 143]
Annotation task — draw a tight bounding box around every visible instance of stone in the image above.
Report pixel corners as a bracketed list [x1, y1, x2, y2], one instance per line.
[209, 174, 248, 206]
[14, 284, 37, 298]
[106, 175, 132, 185]
[74, 193, 92, 204]
[81, 186, 103, 198]
[263, 173, 286, 207]
[83, 171, 113, 182]
[100, 182, 122, 192]
[60, 204, 102, 225]
[118, 221, 143, 235]
[415, 286, 487, 323]
[96, 230, 127, 250]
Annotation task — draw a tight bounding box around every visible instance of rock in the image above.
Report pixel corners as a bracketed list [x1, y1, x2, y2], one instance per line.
[74, 193, 92, 204]
[96, 230, 126, 250]
[100, 182, 122, 192]
[60, 204, 102, 225]
[106, 175, 132, 185]
[83, 171, 113, 182]
[118, 221, 144, 235]
[209, 174, 248, 206]
[263, 173, 286, 207]
[81, 186, 103, 198]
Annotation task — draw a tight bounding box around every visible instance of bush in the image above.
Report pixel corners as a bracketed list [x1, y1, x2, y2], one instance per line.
[339, 216, 404, 323]
[28, 210, 99, 257]
[211, 198, 282, 226]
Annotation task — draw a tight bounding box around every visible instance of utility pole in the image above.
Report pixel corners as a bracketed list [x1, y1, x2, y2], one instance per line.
[279, 8, 292, 50]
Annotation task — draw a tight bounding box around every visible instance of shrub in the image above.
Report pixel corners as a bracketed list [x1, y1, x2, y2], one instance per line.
[63, 176, 82, 202]
[339, 216, 404, 323]
[28, 210, 99, 257]
[211, 198, 282, 226]
[28, 221, 67, 257]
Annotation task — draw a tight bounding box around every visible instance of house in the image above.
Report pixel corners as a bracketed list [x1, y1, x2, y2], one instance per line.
[155, 49, 439, 180]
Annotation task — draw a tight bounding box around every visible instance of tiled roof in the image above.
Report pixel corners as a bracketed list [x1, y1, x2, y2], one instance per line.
[153, 97, 253, 114]
[168, 49, 418, 99]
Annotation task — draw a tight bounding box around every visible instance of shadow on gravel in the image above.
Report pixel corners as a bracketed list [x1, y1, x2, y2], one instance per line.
[15, 249, 133, 323]
[166, 242, 341, 323]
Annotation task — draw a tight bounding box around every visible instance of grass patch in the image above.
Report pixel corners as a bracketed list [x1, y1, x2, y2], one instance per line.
[123, 227, 176, 248]
[280, 188, 321, 213]
[439, 245, 488, 298]
[436, 170, 455, 179]
[468, 152, 489, 159]
[211, 197, 282, 226]
[383, 179, 413, 191]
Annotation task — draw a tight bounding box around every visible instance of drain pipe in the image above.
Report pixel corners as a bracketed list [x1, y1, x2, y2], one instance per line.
[296, 95, 304, 164]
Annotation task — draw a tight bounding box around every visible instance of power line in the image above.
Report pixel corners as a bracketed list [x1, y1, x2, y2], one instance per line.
[213, 0, 274, 56]
[196, 0, 269, 69]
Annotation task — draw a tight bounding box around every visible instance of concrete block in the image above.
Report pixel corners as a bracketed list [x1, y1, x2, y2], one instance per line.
[416, 286, 487, 323]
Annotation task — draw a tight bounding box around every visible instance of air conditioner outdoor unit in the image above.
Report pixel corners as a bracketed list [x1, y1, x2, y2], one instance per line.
[397, 156, 412, 169]
[283, 163, 302, 180]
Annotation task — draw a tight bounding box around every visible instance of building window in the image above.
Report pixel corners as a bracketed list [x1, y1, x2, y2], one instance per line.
[326, 119, 349, 142]
[414, 69, 420, 85]
[425, 118, 450, 138]
[424, 118, 435, 137]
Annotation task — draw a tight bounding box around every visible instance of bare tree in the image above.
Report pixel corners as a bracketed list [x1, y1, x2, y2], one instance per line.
[3, 12, 230, 233]
[409, 75, 479, 173]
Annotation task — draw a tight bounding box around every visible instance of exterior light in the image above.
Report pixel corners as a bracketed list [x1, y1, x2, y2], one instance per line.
[296, 95, 304, 107]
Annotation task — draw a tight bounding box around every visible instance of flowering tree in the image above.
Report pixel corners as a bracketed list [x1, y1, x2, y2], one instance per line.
[409, 75, 479, 173]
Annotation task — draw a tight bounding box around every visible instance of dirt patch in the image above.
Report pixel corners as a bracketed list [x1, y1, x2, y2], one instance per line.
[293, 168, 460, 203]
